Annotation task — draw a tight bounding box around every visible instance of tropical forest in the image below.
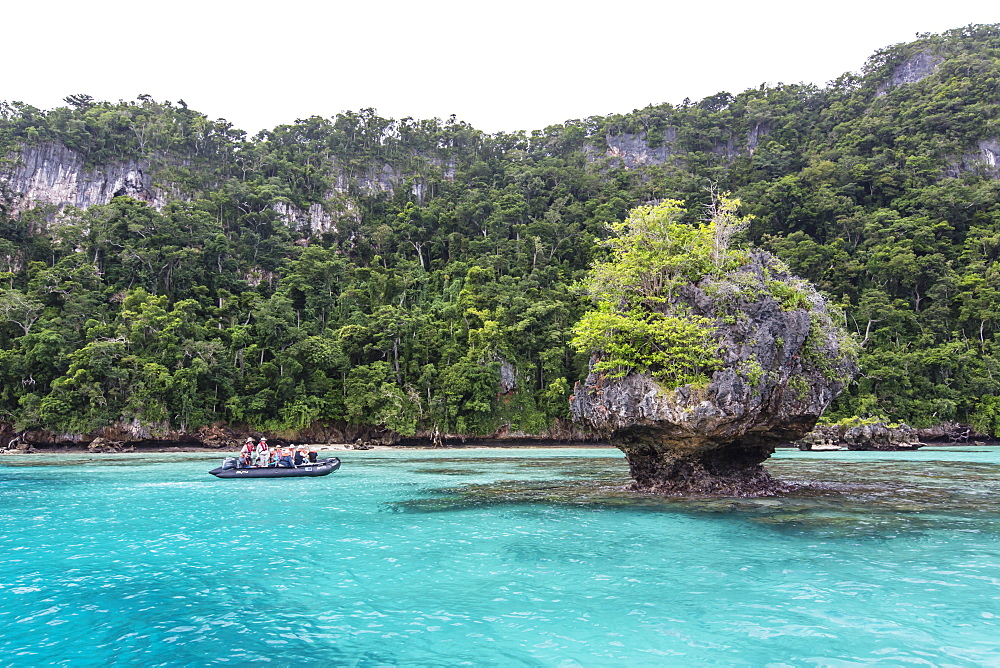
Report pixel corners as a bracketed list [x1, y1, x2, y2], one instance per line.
[2, 24, 999, 443]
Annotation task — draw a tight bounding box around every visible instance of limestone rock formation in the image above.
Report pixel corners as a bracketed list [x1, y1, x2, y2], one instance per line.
[1, 142, 165, 217]
[1, 142, 456, 233]
[796, 422, 922, 451]
[946, 137, 1000, 178]
[585, 128, 765, 169]
[876, 51, 944, 95]
[87, 437, 133, 453]
[571, 251, 858, 496]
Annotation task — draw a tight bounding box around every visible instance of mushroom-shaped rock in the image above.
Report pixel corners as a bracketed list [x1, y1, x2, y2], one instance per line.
[569, 200, 858, 496]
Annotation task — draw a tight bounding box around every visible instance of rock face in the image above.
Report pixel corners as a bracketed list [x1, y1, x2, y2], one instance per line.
[877, 51, 943, 95]
[796, 423, 922, 451]
[586, 128, 764, 168]
[570, 251, 858, 496]
[2, 142, 456, 234]
[271, 200, 341, 235]
[603, 132, 675, 168]
[0, 420, 241, 451]
[0, 416, 600, 451]
[946, 138, 1000, 178]
[1, 142, 166, 217]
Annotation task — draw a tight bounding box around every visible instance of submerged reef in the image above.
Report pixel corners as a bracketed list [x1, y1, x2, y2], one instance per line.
[390, 450, 1000, 539]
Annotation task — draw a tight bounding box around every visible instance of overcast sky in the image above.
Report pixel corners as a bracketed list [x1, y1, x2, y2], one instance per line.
[5, 1, 998, 135]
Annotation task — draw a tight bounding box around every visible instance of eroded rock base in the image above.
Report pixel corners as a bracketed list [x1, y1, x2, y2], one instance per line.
[614, 429, 787, 497]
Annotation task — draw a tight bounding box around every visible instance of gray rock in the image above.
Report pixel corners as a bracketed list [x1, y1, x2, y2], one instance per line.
[945, 138, 1000, 178]
[87, 437, 131, 453]
[603, 132, 675, 168]
[797, 423, 922, 451]
[570, 251, 858, 496]
[270, 200, 341, 235]
[876, 51, 943, 95]
[1, 142, 166, 218]
[499, 360, 517, 394]
[747, 123, 770, 155]
[2, 142, 457, 232]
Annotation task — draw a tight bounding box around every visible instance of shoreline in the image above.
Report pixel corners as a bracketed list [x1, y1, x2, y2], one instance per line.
[0, 442, 619, 455]
[3, 441, 997, 456]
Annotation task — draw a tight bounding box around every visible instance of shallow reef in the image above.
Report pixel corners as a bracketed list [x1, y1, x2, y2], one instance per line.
[391, 452, 1000, 538]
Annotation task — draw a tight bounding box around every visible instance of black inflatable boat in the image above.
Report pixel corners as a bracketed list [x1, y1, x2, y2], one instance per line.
[209, 457, 341, 478]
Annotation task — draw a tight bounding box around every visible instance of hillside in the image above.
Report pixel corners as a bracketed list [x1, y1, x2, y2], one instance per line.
[1, 24, 999, 443]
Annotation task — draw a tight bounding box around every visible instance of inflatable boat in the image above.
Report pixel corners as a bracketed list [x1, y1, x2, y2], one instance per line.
[209, 457, 341, 478]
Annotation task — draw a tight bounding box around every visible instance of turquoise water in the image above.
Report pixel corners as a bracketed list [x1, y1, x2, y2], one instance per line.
[2, 447, 999, 666]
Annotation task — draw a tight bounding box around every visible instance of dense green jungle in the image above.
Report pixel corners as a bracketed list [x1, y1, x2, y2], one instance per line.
[1, 25, 999, 442]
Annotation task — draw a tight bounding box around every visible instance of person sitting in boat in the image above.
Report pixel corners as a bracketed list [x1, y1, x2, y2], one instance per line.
[254, 437, 269, 467]
[278, 448, 295, 467]
[238, 437, 254, 468]
[268, 447, 280, 467]
[307, 448, 318, 463]
[293, 446, 306, 466]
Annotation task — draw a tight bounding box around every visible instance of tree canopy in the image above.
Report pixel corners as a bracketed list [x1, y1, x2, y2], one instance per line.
[2, 24, 1000, 437]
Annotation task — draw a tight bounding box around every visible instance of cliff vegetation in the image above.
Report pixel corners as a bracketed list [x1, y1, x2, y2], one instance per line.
[1, 24, 999, 443]
[569, 199, 858, 494]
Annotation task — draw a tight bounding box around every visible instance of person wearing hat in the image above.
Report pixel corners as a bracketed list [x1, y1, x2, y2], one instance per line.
[239, 437, 254, 468]
[254, 437, 269, 467]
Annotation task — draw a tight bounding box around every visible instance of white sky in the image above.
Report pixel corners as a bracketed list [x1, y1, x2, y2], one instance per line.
[5, 1, 998, 136]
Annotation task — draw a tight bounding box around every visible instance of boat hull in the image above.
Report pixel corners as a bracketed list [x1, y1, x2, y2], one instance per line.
[209, 458, 341, 478]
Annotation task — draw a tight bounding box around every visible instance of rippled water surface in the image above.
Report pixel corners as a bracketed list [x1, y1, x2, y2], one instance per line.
[2, 447, 999, 666]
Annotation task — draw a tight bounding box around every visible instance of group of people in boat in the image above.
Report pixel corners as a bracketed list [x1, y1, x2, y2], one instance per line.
[238, 437, 318, 468]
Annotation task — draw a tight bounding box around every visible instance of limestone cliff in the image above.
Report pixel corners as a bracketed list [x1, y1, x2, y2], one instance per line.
[1, 142, 166, 217]
[1, 142, 456, 234]
[570, 251, 858, 496]
[0, 141, 342, 233]
[946, 137, 1000, 178]
[585, 126, 769, 169]
[876, 51, 944, 95]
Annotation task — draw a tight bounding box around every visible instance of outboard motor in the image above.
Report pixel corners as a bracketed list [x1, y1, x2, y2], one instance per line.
[221, 457, 237, 471]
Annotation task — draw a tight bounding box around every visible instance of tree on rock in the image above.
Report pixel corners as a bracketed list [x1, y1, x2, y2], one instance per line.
[570, 196, 859, 496]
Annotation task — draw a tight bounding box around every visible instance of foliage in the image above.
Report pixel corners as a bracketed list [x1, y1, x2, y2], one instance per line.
[571, 200, 733, 386]
[1, 25, 1000, 436]
[584, 199, 749, 308]
[970, 396, 1000, 435]
[572, 304, 721, 385]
